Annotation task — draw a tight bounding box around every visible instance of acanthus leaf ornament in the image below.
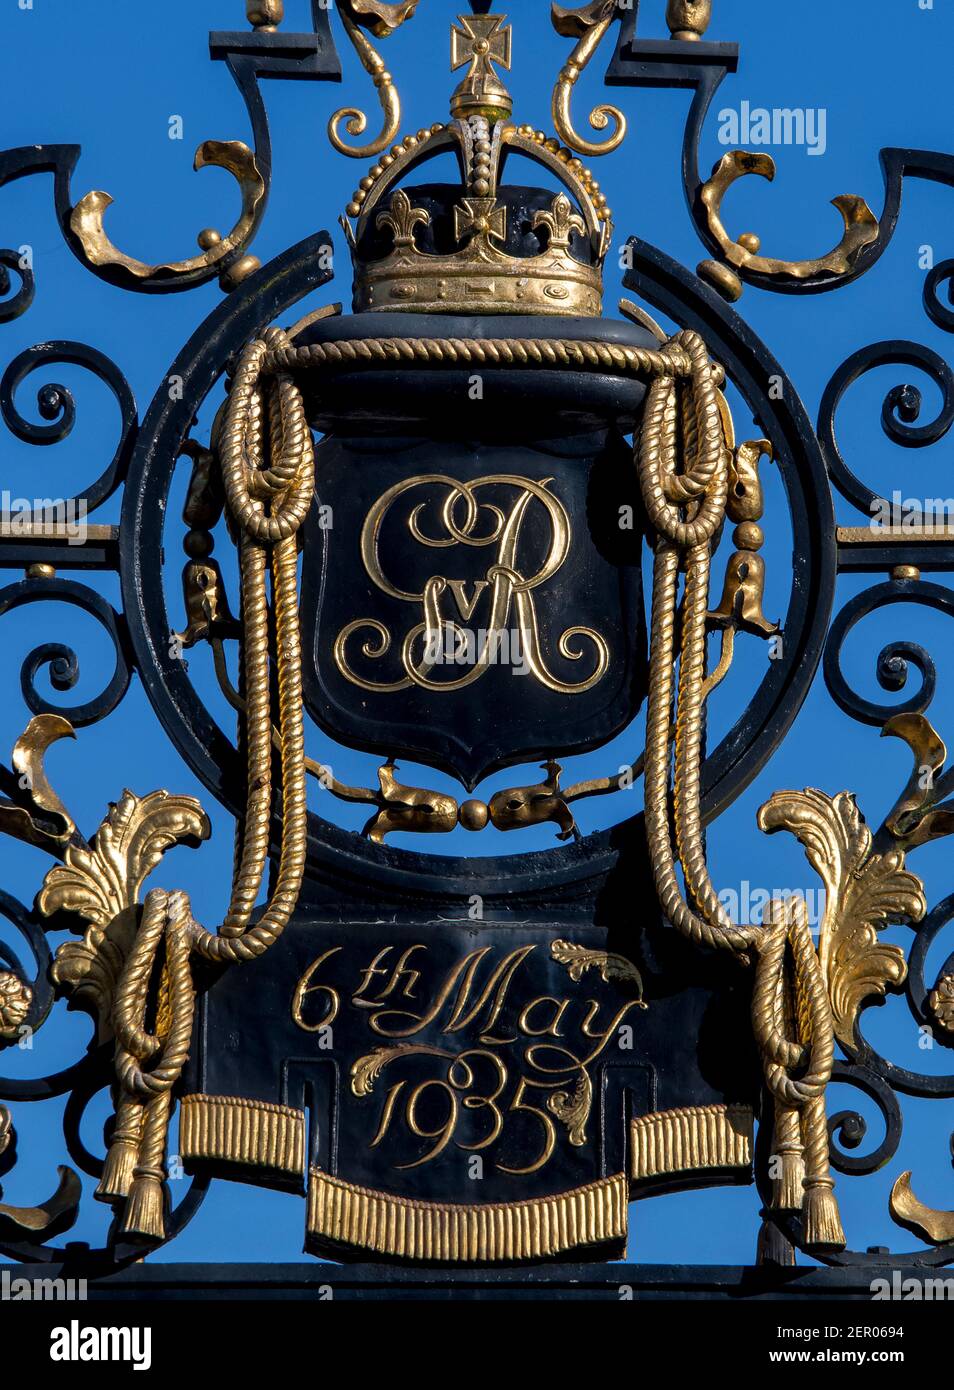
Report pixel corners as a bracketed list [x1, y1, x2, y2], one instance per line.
[757, 788, 923, 1049]
[39, 789, 211, 933]
[550, 939, 646, 998]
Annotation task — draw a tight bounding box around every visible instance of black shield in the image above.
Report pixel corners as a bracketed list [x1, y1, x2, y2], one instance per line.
[299, 427, 646, 789]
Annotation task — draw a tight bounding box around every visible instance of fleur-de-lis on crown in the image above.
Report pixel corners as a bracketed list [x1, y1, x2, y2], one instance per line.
[533, 192, 586, 251]
[376, 189, 431, 250]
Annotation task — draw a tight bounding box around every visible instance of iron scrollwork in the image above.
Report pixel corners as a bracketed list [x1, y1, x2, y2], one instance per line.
[0, 0, 953, 1279]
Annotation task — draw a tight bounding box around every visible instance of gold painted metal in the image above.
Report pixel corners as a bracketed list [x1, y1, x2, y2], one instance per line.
[928, 972, 954, 1032]
[630, 1104, 753, 1181]
[0, 520, 116, 545]
[177, 563, 238, 649]
[70, 141, 266, 287]
[633, 326, 847, 1250]
[306, 1165, 627, 1260]
[344, 124, 445, 221]
[489, 760, 577, 840]
[247, 0, 283, 28]
[348, 115, 610, 313]
[547, 1070, 592, 1147]
[328, 0, 413, 158]
[666, 0, 712, 41]
[550, 938, 646, 998]
[338, 472, 609, 694]
[350, 1043, 453, 1098]
[0, 714, 76, 854]
[450, 12, 513, 122]
[179, 1094, 305, 1177]
[889, 1171, 954, 1245]
[699, 151, 879, 285]
[551, 1, 627, 157]
[0, 1107, 81, 1236]
[357, 184, 603, 315]
[364, 761, 459, 843]
[458, 798, 489, 831]
[44, 790, 211, 1041]
[41, 790, 211, 938]
[758, 789, 924, 1050]
[837, 523, 954, 546]
[697, 257, 743, 302]
[0, 972, 32, 1041]
[881, 712, 954, 851]
[707, 437, 777, 696]
[618, 296, 667, 344]
[708, 552, 778, 638]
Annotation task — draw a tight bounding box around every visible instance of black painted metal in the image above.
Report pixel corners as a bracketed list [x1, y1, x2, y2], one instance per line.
[0, 4, 952, 1287]
[2, 1259, 933, 1300]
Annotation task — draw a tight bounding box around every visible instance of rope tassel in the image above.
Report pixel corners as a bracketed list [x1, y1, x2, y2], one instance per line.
[90, 320, 847, 1262]
[96, 1095, 144, 1203]
[634, 333, 846, 1256]
[103, 323, 314, 1246]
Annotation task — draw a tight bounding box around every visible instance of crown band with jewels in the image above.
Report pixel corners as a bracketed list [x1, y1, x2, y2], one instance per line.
[342, 14, 612, 318]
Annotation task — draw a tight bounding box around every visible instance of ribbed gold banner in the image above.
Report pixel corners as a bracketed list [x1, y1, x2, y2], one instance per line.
[630, 1103, 753, 1181]
[306, 1167, 628, 1262]
[180, 1094, 304, 1177]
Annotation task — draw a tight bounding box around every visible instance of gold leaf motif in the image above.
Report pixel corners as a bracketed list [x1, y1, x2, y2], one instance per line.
[376, 189, 430, 250]
[550, 938, 647, 1001]
[350, 1043, 451, 1097]
[758, 789, 924, 1048]
[699, 150, 879, 284]
[41, 790, 209, 1040]
[547, 1069, 592, 1147]
[0, 972, 32, 1042]
[38, 790, 210, 932]
[51, 908, 138, 1042]
[928, 973, 954, 1032]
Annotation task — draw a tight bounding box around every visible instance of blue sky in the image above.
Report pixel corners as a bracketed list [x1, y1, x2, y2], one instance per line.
[1, 0, 953, 1267]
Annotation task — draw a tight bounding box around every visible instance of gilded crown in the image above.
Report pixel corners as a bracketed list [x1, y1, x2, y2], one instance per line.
[342, 13, 612, 318]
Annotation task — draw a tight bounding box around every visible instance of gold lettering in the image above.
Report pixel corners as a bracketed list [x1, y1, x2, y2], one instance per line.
[518, 994, 570, 1037]
[335, 474, 608, 695]
[352, 943, 425, 1007]
[291, 948, 342, 1032]
[579, 998, 643, 1065]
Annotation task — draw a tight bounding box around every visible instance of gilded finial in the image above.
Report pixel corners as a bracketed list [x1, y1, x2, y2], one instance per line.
[450, 12, 513, 122]
[246, 1, 283, 30]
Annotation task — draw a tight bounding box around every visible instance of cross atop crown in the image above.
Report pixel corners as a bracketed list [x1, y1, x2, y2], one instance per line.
[449, 13, 513, 122]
